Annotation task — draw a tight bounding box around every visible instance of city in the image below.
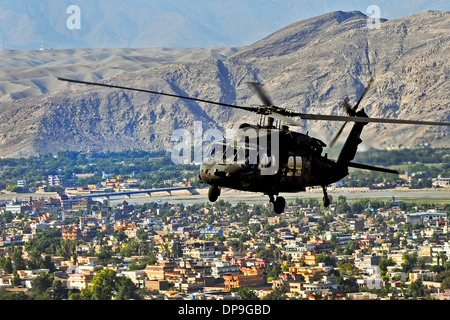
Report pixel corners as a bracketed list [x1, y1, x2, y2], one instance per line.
[0, 150, 449, 301]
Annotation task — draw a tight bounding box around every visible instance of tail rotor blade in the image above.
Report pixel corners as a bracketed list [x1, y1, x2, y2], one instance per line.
[330, 77, 374, 147]
[353, 77, 374, 111]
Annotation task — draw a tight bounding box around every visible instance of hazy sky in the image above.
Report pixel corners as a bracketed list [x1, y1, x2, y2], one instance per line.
[0, 0, 448, 49]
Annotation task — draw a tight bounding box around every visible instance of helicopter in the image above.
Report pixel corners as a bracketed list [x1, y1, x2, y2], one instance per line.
[57, 76, 450, 214]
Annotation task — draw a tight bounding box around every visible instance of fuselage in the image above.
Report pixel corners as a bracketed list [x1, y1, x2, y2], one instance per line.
[198, 124, 348, 194]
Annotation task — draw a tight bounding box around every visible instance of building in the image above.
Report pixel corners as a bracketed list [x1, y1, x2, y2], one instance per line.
[62, 229, 80, 241]
[5, 202, 22, 214]
[284, 242, 316, 262]
[17, 180, 26, 187]
[407, 212, 447, 225]
[66, 271, 94, 290]
[48, 175, 63, 186]
[347, 292, 379, 300]
[144, 260, 177, 280]
[211, 260, 241, 278]
[350, 219, 364, 232]
[432, 176, 450, 188]
[223, 267, 265, 290]
[183, 240, 217, 259]
[432, 289, 450, 300]
[121, 270, 147, 287]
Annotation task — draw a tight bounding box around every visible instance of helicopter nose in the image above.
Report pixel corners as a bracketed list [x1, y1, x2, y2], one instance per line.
[223, 165, 242, 177]
[199, 163, 244, 185]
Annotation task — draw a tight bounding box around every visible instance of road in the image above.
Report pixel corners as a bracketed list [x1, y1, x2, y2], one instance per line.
[1, 188, 448, 206]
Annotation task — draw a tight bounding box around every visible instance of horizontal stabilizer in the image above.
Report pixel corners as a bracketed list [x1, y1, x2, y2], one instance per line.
[348, 162, 399, 174]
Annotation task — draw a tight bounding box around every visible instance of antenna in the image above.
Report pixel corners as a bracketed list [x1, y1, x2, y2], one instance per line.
[40, 35, 44, 51]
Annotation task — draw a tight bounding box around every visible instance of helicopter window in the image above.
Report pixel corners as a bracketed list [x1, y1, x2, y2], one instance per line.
[295, 156, 302, 175]
[287, 156, 302, 176]
[204, 142, 225, 163]
[224, 144, 237, 163]
[287, 156, 295, 176]
[260, 152, 271, 167]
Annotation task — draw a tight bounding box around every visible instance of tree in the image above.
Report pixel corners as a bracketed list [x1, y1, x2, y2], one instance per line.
[316, 253, 336, 267]
[97, 247, 112, 265]
[401, 253, 418, 273]
[12, 246, 26, 271]
[115, 276, 141, 300]
[0, 257, 13, 274]
[30, 272, 54, 299]
[52, 280, 67, 300]
[0, 288, 28, 300]
[234, 287, 259, 300]
[437, 252, 448, 267]
[266, 264, 282, 280]
[408, 279, 425, 298]
[82, 269, 117, 300]
[81, 269, 141, 300]
[441, 277, 450, 291]
[262, 287, 287, 300]
[338, 277, 359, 293]
[379, 257, 395, 273]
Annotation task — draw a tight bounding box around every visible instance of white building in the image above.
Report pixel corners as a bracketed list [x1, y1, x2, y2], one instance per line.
[406, 212, 447, 225]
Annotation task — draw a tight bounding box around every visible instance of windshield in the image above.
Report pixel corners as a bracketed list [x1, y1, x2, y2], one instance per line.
[204, 140, 258, 165]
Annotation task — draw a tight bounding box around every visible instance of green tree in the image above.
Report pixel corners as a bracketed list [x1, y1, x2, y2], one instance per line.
[408, 279, 425, 298]
[82, 269, 117, 300]
[441, 277, 450, 291]
[316, 253, 336, 267]
[266, 264, 282, 280]
[97, 247, 113, 265]
[0, 288, 28, 300]
[12, 246, 26, 271]
[52, 280, 67, 300]
[401, 253, 418, 273]
[30, 272, 54, 300]
[234, 287, 259, 300]
[262, 287, 287, 300]
[115, 276, 141, 300]
[0, 257, 13, 274]
[379, 257, 395, 274]
[81, 269, 141, 300]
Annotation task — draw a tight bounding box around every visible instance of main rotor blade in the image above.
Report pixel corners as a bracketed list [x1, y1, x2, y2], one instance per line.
[289, 112, 450, 126]
[57, 77, 258, 113]
[247, 82, 274, 106]
[58, 77, 450, 127]
[348, 162, 399, 174]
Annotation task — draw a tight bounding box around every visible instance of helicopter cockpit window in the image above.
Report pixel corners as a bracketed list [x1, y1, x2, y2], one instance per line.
[204, 142, 225, 164]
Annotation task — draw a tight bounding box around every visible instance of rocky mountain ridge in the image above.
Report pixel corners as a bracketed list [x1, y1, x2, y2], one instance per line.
[0, 10, 448, 158]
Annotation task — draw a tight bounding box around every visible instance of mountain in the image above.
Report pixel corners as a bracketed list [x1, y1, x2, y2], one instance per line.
[0, 10, 448, 158]
[0, 0, 448, 49]
[0, 46, 240, 102]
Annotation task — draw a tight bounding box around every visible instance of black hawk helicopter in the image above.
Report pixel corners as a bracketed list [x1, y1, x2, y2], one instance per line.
[57, 77, 450, 214]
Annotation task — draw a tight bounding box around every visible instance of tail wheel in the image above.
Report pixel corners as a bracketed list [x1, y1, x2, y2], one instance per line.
[274, 196, 285, 214]
[208, 185, 220, 202]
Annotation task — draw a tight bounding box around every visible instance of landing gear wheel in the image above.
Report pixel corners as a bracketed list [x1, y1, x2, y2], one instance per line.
[208, 185, 220, 202]
[321, 185, 330, 207]
[274, 196, 285, 214]
[323, 196, 330, 208]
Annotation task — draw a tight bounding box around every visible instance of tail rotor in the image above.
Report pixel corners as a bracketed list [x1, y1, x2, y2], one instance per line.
[329, 77, 374, 148]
